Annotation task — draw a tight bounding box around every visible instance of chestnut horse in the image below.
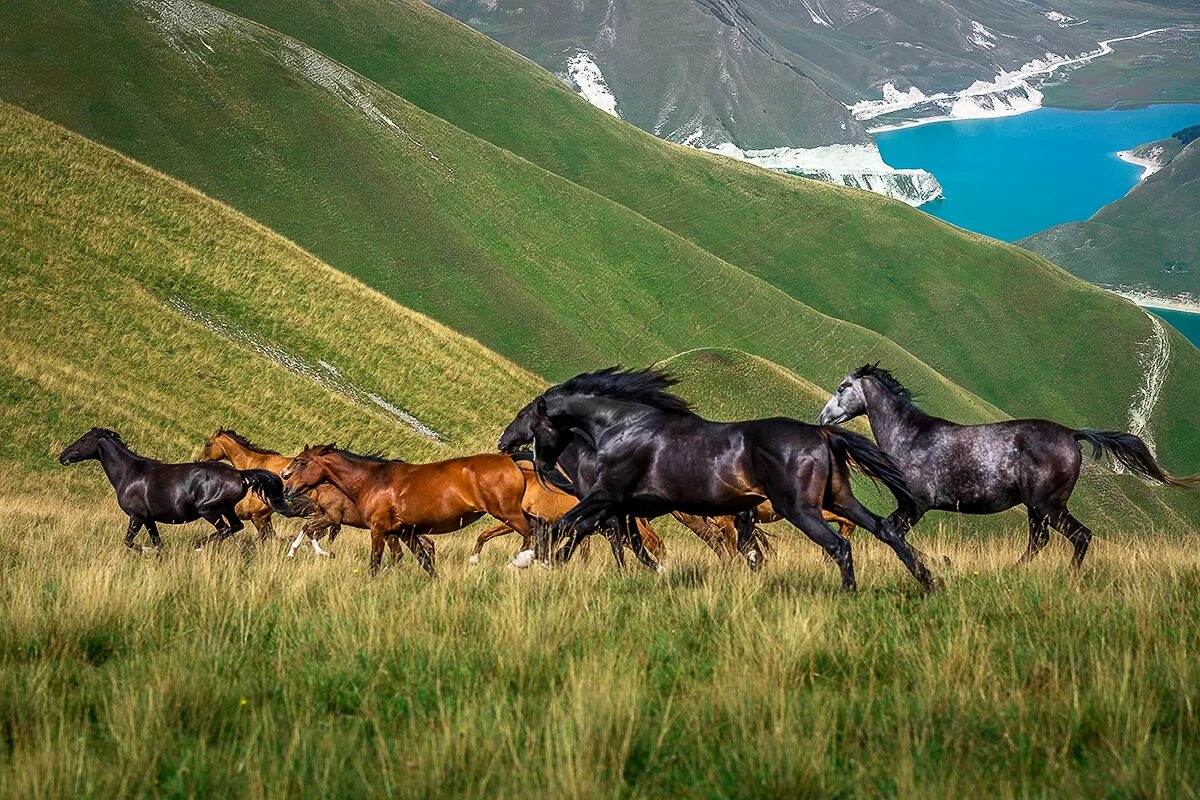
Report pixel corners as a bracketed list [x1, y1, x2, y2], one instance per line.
[469, 457, 665, 569]
[280, 445, 535, 576]
[196, 430, 430, 560]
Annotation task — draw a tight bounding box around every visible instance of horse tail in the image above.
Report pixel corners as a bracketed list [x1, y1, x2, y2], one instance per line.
[509, 450, 579, 496]
[241, 469, 314, 517]
[822, 427, 917, 507]
[1073, 430, 1200, 488]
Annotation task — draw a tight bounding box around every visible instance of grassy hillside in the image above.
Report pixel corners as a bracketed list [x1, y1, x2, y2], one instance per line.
[1022, 139, 1200, 300]
[0, 0, 1005, 429]
[184, 0, 1200, 467]
[0, 100, 541, 500]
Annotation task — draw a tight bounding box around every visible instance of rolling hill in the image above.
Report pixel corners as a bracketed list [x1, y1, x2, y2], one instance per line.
[1022, 137, 1200, 303]
[0, 0, 1196, 525]
[0, 100, 541, 501]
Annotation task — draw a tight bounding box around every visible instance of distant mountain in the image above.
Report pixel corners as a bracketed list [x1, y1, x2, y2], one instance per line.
[1022, 133, 1200, 308]
[430, 0, 1198, 203]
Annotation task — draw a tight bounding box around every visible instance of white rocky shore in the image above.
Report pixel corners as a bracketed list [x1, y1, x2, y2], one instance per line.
[561, 50, 942, 206]
[1109, 287, 1200, 315]
[702, 142, 943, 206]
[851, 28, 1176, 132]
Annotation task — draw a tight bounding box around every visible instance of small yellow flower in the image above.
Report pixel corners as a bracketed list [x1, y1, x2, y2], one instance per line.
[353, 568, 360, 574]
[240, 699, 248, 706]
[973, 570, 980, 576]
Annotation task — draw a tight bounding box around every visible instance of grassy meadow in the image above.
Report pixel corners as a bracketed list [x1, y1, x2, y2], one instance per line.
[2, 502, 1199, 799]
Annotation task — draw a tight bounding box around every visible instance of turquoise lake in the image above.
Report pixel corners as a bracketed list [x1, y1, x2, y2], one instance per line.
[875, 104, 1200, 346]
[874, 104, 1200, 243]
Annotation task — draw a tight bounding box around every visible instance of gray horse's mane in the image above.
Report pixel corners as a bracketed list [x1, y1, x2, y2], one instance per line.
[852, 364, 917, 406]
[547, 366, 695, 415]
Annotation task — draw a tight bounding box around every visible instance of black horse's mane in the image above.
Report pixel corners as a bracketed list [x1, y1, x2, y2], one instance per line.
[89, 427, 163, 462]
[852, 364, 917, 406]
[217, 429, 281, 456]
[547, 367, 695, 415]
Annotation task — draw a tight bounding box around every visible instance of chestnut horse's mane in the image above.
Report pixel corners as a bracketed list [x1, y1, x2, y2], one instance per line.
[216, 429, 281, 456]
[312, 443, 393, 463]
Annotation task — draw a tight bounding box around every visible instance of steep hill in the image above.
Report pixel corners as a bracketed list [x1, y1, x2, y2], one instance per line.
[1, 0, 1196, 520]
[1022, 138, 1200, 304]
[192, 0, 1200, 470]
[0, 101, 541, 499]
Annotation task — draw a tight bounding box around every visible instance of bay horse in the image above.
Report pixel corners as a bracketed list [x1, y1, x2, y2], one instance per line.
[518, 367, 937, 592]
[59, 428, 309, 552]
[498, 400, 854, 567]
[469, 455, 666, 569]
[819, 364, 1200, 567]
[197, 430, 433, 560]
[279, 445, 535, 576]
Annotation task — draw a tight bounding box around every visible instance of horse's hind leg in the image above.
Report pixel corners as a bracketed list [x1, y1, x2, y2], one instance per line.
[1051, 510, 1092, 569]
[144, 520, 163, 555]
[398, 530, 437, 579]
[624, 517, 663, 574]
[470, 522, 514, 567]
[251, 512, 274, 543]
[123, 517, 145, 554]
[1017, 508, 1052, 565]
[734, 510, 763, 572]
[769, 490, 857, 591]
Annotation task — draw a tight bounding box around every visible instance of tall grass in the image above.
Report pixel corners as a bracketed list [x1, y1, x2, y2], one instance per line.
[2, 499, 1198, 798]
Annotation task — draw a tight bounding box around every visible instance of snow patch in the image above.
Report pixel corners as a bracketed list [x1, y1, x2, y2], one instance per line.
[136, 0, 251, 64]
[702, 142, 943, 206]
[596, 0, 617, 50]
[566, 51, 620, 118]
[800, 0, 831, 27]
[279, 40, 443, 163]
[1128, 312, 1170, 454]
[968, 21, 997, 50]
[852, 28, 1177, 131]
[168, 297, 442, 441]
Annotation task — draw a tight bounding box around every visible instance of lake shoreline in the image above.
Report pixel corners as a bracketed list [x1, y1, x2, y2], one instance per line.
[1109, 288, 1200, 315]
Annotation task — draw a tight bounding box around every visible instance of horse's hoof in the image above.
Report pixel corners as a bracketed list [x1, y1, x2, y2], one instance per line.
[509, 550, 536, 569]
[324, 552, 336, 559]
[468, 554, 480, 567]
[654, 563, 666, 575]
[941, 555, 952, 567]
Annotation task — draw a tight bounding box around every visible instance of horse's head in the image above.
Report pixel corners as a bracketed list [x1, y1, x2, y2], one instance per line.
[529, 397, 573, 476]
[196, 430, 229, 462]
[59, 427, 120, 465]
[280, 444, 334, 493]
[498, 399, 538, 453]
[819, 371, 869, 426]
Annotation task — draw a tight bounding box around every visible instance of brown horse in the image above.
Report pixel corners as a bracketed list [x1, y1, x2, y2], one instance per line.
[197, 430, 433, 560]
[682, 503, 856, 562]
[470, 459, 665, 569]
[280, 445, 535, 576]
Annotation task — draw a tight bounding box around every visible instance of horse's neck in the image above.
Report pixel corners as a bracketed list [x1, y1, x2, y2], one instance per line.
[96, 438, 141, 490]
[320, 455, 378, 501]
[865, 382, 927, 451]
[222, 440, 283, 470]
[555, 395, 629, 442]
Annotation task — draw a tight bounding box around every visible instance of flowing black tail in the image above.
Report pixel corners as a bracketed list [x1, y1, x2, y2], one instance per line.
[823, 427, 917, 507]
[1074, 430, 1200, 488]
[241, 469, 314, 517]
[509, 450, 579, 496]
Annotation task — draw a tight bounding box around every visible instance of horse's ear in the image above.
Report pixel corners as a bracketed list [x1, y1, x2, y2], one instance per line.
[534, 396, 548, 417]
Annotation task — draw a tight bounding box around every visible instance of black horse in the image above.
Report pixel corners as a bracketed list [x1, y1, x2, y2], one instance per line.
[511, 367, 939, 592]
[818, 365, 1199, 567]
[59, 428, 309, 553]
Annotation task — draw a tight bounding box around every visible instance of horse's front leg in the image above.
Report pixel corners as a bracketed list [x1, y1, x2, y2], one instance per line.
[549, 496, 616, 567]
[123, 516, 144, 554]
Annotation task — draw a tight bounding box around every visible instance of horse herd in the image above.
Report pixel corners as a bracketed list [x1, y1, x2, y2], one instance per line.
[59, 365, 1198, 591]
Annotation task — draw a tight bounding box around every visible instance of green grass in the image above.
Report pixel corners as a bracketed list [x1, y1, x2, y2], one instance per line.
[0, 100, 541, 489]
[2, 0, 1198, 483]
[3, 502, 1200, 798]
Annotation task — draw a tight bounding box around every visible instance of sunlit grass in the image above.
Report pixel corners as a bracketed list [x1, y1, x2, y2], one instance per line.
[2, 500, 1198, 798]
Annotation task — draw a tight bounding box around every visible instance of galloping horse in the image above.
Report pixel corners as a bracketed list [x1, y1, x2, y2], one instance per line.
[519, 367, 938, 592]
[60, 428, 309, 552]
[196, 430, 431, 560]
[819, 364, 1200, 567]
[498, 398, 855, 566]
[280, 445, 535, 576]
[469, 455, 666, 569]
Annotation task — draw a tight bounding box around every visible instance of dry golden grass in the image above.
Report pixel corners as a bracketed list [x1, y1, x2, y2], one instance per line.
[2, 499, 1199, 798]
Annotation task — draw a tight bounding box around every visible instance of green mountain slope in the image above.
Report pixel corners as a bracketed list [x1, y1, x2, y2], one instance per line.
[1022, 139, 1200, 302]
[0, 0, 1002, 427]
[1, 0, 1195, 522]
[0, 101, 540, 498]
[192, 0, 1199, 468]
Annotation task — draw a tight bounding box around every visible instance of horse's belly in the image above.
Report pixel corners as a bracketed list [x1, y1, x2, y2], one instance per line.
[932, 485, 1021, 515]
